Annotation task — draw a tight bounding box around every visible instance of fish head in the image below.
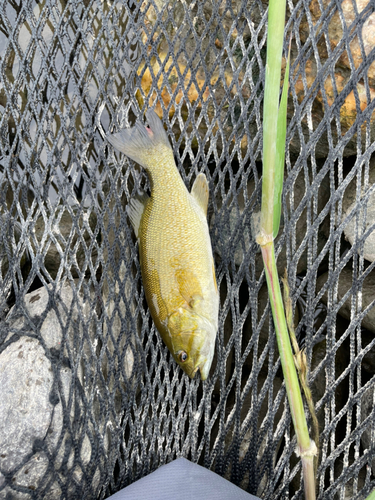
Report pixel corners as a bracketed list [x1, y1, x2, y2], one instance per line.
[168, 308, 216, 380]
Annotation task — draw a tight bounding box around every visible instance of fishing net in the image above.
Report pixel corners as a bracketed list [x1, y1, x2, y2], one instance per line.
[1, 0, 375, 498]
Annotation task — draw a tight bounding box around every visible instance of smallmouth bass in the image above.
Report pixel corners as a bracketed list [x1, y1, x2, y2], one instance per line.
[107, 110, 219, 380]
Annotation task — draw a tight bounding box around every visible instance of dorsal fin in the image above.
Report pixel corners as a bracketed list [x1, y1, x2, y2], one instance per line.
[126, 191, 149, 238]
[191, 173, 209, 216]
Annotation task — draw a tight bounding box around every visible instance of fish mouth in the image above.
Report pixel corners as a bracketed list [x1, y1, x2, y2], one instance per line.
[199, 362, 210, 381]
[191, 361, 210, 381]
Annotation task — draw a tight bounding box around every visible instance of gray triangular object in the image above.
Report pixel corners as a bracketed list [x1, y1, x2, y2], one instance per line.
[106, 457, 260, 500]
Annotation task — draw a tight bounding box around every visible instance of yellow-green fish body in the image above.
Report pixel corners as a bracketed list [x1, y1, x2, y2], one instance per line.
[107, 110, 219, 380]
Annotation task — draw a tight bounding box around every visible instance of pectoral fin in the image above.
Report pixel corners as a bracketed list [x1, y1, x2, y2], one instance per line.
[126, 191, 149, 238]
[191, 173, 209, 216]
[174, 268, 203, 310]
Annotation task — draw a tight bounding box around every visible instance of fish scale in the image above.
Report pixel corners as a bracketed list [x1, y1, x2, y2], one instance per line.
[107, 110, 219, 380]
[142, 187, 213, 322]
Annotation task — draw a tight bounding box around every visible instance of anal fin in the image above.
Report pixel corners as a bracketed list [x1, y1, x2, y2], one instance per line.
[191, 173, 209, 216]
[126, 191, 149, 238]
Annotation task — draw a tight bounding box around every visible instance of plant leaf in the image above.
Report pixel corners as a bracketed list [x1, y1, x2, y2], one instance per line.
[273, 40, 291, 239]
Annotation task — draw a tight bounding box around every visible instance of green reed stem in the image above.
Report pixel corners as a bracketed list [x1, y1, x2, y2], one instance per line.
[365, 489, 375, 500]
[256, 1, 317, 498]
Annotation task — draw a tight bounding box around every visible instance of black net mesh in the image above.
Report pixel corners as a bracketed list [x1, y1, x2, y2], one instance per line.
[1, 0, 375, 498]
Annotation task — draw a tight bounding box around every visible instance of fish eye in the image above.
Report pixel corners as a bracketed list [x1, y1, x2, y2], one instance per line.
[178, 351, 188, 363]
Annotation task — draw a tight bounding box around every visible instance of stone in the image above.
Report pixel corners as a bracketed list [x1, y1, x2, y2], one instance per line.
[0, 338, 54, 475]
[100, 188, 139, 389]
[7, 281, 98, 356]
[136, 0, 266, 158]
[340, 156, 375, 263]
[0, 280, 134, 498]
[0, 337, 72, 498]
[219, 373, 284, 495]
[136, 0, 375, 158]
[0, 215, 24, 316]
[210, 176, 257, 268]
[361, 328, 375, 375]
[31, 207, 98, 280]
[360, 384, 375, 475]
[316, 266, 375, 334]
[211, 165, 330, 276]
[309, 331, 350, 425]
[293, 0, 375, 158]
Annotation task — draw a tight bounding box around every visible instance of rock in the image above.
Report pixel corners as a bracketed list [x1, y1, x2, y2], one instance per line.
[135, 0, 375, 158]
[7, 281, 98, 354]
[361, 328, 375, 375]
[136, 0, 265, 157]
[210, 176, 258, 268]
[361, 385, 375, 475]
[340, 156, 375, 263]
[309, 331, 350, 424]
[0, 338, 54, 476]
[219, 373, 284, 495]
[1, 184, 98, 287]
[100, 189, 139, 387]
[211, 166, 330, 276]
[0, 215, 25, 316]
[0, 341, 72, 498]
[316, 266, 375, 334]
[293, 0, 375, 158]
[266, 167, 330, 276]
[32, 207, 98, 280]
[0, 280, 135, 498]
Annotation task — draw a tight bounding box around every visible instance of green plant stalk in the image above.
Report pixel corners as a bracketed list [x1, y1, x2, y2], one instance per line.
[273, 40, 290, 238]
[282, 272, 320, 475]
[365, 489, 375, 500]
[261, 0, 287, 238]
[260, 244, 316, 499]
[258, 0, 317, 498]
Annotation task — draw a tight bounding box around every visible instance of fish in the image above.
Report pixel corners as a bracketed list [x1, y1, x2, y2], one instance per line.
[107, 110, 219, 380]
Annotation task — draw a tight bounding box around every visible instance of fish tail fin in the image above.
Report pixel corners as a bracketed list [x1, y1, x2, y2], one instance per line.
[107, 110, 172, 169]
